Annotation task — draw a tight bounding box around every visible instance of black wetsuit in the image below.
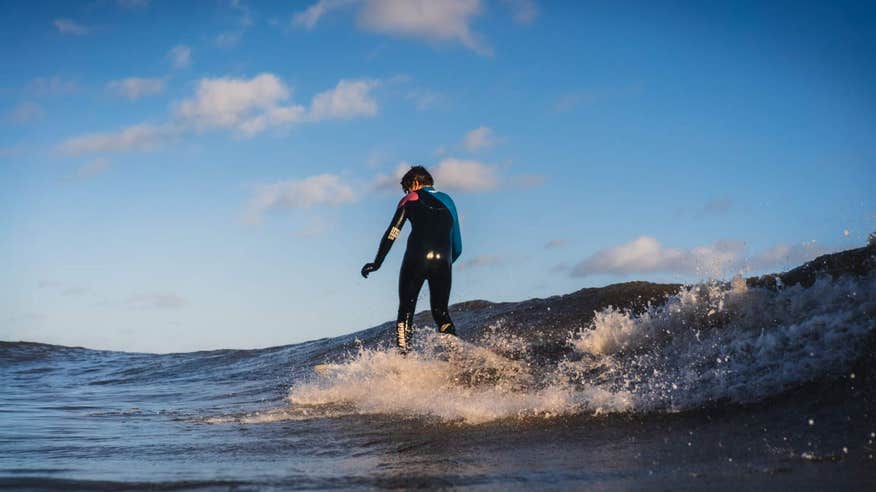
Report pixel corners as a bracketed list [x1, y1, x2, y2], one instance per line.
[364, 186, 462, 351]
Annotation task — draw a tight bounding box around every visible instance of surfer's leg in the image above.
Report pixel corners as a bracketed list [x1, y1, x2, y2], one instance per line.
[427, 261, 456, 336]
[397, 258, 426, 352]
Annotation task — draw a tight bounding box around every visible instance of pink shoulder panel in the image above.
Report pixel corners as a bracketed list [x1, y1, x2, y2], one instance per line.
[397, 191, 419, 208]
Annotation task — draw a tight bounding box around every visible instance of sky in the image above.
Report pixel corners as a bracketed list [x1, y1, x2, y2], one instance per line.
[1, 0, 874, 353]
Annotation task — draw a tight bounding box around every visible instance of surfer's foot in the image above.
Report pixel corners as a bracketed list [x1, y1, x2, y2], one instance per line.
[439, 323, 457, 336]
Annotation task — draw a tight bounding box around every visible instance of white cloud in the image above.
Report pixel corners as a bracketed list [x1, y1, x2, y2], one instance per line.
[174, 75, 376, 135]
[74, 158, 111, 179]
[571, 236, 746, 278]
[60, 74, 379, 153]
[245, 174, 356, 223]
[463, 125, 496, 151]
[309, 79, 379, 121]
[59, 123, 181, 155]
[126, 292, 186, 310]
[501, 0, 538, 24]
[3, 101, 44, 123]
[432, 158, 498, 191]
[746, 241, 831, 272]
[54, 19, 89, 35]
[168, 45, 192, 69]
[175, 73, 304, 135]
[107, 77, 166, 100]
[294, 0, 491, 56]
[293, 0, 358, 29]
[569, 236, 834, 279]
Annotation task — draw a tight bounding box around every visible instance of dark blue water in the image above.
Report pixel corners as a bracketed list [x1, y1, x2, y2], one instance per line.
[2, 267, 875, 490]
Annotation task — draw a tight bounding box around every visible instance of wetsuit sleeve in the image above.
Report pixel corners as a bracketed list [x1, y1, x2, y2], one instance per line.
[371, 194, 413, 267]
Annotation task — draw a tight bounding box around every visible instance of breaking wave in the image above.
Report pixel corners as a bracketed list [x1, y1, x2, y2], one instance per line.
[284, 271, 876, 424]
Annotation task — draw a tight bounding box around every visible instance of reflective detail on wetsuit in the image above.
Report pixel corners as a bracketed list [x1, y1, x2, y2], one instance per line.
[369, 186, 461, 350]
[396, 322, 408, 351]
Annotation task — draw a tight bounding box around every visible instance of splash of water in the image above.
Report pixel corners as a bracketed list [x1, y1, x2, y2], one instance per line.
[280, 272, 875, 425]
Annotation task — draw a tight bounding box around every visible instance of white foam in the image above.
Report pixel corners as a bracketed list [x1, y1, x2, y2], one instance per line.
[570, 271, 876, 411]
[287, 331, 632, 424]
[277, 271, 875, 425]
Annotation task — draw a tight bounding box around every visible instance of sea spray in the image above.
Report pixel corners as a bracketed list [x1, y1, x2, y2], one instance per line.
[284, 271, 875, 424]
[288, 330, 632, 424]
[567, 270, 876, 411]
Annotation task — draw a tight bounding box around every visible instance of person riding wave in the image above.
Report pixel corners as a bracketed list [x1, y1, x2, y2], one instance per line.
[361, 165, 462, 353]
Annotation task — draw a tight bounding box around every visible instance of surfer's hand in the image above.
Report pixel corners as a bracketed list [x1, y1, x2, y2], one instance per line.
[361, 262, 379, 278]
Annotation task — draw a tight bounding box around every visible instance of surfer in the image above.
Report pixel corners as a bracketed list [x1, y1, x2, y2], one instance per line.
[361, 165, 462, 353]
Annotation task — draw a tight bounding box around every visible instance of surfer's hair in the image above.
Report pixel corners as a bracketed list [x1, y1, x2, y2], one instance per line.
[401, 165, 434, 191]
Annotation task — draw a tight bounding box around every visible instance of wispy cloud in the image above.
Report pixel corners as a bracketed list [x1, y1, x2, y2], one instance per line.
[463, 125, 497, 151]
[675, 197, 734, 219]
[554, 83, 643, 113]
[509, 174, 545, 189]
[456, 254, 506, 271]
[215, 0, 253, 47]
[245, 174, 356, 223]
[59, 123, 182, 155]
[746, 241, 831, 272]
[293, 0, 492, 56]
[126, 292, 186, 310]
[168, 45, 192, 69]
[545, 239, 566, 250]
[3, 101, 44, 124]
[107, 77, 166, 100]
[501, 0, 538, 24]
[372, 162, 410, 190]
[61, 286, 91, 297]
[404, 89, 443, 110]
[54, 18, 89, 36]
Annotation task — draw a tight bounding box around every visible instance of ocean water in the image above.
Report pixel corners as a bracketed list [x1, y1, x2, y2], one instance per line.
[2, 268, 875, 490]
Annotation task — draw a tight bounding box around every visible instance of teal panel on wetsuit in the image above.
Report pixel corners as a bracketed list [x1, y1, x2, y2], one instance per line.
[425, 188, 462, 263]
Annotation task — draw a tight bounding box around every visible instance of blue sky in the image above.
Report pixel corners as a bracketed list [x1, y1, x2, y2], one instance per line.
[2, 0, 874, 353]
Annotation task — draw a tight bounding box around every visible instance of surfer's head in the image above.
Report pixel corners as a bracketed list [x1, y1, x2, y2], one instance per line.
[400, 166, 434, 193]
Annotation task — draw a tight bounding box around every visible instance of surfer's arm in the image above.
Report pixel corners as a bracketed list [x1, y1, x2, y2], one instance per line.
[373, 205, 407, 267]
[361, 195, 413, 278]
